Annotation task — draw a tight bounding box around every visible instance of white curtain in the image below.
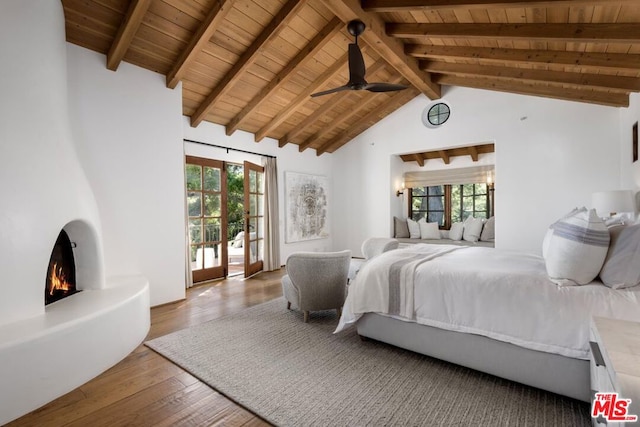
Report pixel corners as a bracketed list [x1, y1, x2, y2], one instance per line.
[404, 165, 494, 188]
[183, 150, 194, 289]
[262, 157, 281, 271]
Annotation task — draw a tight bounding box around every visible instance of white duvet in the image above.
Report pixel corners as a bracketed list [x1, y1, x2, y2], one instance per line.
[336, 244, 640, 360]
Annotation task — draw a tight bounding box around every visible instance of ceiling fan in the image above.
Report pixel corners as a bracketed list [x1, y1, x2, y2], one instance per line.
[310, 20, 408, 98]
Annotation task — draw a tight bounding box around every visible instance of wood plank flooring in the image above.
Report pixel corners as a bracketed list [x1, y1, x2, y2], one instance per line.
[8, 270, 285, 427]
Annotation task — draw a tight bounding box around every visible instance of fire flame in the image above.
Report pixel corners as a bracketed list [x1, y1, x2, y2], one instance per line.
[49, 262, 72, 295]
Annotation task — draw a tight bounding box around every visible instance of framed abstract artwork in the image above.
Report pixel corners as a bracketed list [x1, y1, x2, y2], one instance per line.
[285, 172, 329, 243]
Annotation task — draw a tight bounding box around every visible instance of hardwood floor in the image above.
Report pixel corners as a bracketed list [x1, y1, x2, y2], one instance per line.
[8, 270, 285, 427]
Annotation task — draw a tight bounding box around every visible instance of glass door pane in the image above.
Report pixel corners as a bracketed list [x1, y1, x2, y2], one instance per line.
[186, 156, 226, 283]
[243, 161, 264, 277]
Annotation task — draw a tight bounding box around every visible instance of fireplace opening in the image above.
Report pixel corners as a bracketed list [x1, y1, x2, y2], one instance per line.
[45, 230, 79, 305]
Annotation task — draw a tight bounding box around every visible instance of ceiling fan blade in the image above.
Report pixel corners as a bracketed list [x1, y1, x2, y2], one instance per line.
[364, 82, 408, 93]
[348, 43, 366, 85]
[310, 85, 352, 98]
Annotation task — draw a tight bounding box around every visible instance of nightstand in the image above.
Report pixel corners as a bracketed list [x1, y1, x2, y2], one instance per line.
[590, 317, 640, 426]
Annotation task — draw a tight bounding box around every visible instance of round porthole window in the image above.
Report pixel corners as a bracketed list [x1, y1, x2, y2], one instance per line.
[422, 102, 450, 128]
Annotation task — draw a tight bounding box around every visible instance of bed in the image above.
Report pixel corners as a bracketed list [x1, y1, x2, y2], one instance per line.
[335, 243, 640, 402]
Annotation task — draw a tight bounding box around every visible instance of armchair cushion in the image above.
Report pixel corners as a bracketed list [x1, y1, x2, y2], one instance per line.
[281, 250, 351, 318]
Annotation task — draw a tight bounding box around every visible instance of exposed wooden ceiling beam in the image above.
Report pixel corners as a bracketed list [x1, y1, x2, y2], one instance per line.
[468, 146, 479, 162]
[254, 51, 350, 142]
[190, 0, 306, 127]
[422, 61, 640, 92]
[434, 74, 629, 107]
[280, 90, 351, 148]
[387, 23, 640, 43]
[362, 0, 636, 12]
[438, 150, 450, 164]
[405, 45, 640, 72]
[166, 0, 234, 89]
[316, 88, 419, 155]
[413, 153, 425, 167]
[106, 0, 151, 71]
[324, 0, 441, 100]
[225, 17, 343, 136]
[296, 59, 391, 151]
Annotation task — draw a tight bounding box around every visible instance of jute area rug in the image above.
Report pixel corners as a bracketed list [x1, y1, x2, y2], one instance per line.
[145, 298, 590, 427]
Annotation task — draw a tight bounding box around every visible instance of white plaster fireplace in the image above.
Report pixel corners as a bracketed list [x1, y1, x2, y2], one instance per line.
[0, 1, 150, 424]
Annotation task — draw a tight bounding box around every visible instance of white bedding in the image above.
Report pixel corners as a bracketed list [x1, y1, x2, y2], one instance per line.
[336, 244, 640, 360]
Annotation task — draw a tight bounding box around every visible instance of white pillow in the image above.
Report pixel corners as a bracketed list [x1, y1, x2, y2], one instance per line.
[407, 217, 421, 239]
[542, 207, 586, 259]
[599, 224, 640, 289]
[449, 222, 464, 240]
[480, 216, 495, 241]
[462, 217, 483, 242]
[545, 208, 609, 286]
[419, 221, 441, 240]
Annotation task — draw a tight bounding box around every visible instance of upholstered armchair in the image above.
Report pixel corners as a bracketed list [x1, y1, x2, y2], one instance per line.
[281, 250, 351, 323]
[348, 238, 399, 282]
[361, 237, 399, 259]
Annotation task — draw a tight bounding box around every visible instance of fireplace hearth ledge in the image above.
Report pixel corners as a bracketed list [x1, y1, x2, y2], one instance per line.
[0, 275, 150, 425]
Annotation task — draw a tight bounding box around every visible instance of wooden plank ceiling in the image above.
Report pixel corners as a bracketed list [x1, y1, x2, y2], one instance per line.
[62, 0, 640, 155]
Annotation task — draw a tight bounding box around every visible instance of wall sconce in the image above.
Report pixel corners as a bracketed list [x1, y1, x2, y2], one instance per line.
[486, 170, 494, 189]
[396, 181, 405, 197]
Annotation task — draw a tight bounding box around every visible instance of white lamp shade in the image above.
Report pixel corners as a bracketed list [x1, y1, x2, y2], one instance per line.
[592, 190, 635, 217]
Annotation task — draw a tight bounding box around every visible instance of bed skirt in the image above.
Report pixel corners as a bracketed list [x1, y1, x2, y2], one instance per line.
[357, 313, 590, 402]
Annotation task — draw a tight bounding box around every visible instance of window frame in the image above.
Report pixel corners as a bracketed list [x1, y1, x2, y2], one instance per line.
[409, 182, 492, 229]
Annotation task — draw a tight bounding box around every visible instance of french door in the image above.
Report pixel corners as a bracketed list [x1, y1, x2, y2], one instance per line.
[186, 156, 227, 283]
[243, 161, 264, 277]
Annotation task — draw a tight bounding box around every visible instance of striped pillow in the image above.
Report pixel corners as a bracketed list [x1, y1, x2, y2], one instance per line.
[545, 208, 610, 286]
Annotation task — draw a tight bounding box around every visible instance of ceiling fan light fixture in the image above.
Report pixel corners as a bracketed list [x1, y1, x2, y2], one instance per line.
[310, 20, 408, 98]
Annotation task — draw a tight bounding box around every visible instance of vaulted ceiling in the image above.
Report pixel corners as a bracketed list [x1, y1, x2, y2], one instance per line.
[62, 0, 640, 155]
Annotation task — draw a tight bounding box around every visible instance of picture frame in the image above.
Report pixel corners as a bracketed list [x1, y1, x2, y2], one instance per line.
[285, 172, 329, 243]
[633, 121, 638, 163]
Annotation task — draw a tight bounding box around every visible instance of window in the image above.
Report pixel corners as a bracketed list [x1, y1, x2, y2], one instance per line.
[410, 183, 491, 228]
[410, 186, 445, 225]
[422, 102, 450, 127]
[451, 183, 489, 223]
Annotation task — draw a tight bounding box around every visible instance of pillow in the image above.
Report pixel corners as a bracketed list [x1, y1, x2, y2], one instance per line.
[419, 221, 441, 240]
[449, 222, 464, 241]
[542, 207, 586, 259]
[394, 216, 410, 238]
[545, 208, 609, 286]
[480, 216, 495, 242]
[462, 217, 483, 243]
[599, 223, 640, 289]
[407, 217, 421, 239]
[232, 231, 244, 248]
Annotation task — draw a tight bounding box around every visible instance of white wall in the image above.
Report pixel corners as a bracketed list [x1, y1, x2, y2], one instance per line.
[620, 92, 640, 196]
[333, 86, 623, 255]
[183, 119, 334, 262]
[67, 44, 186, 306]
